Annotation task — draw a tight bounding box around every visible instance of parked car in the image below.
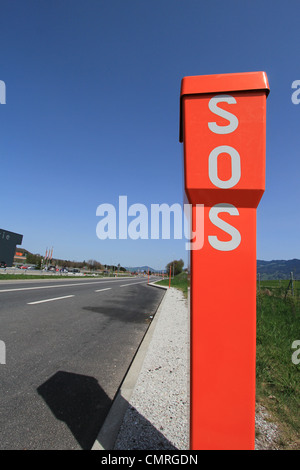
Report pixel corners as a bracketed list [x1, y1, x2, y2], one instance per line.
[47, 266, 57, 272]
[0, 261, 7, 268]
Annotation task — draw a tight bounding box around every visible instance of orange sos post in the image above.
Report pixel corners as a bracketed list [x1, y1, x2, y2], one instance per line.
[180, 72, 270, 450]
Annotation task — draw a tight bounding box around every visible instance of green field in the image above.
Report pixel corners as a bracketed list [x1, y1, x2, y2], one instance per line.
[0, 274, 71, 280]
[0, 274, 120, 281]
[256, 290, 300, 448]
[258, 279, 300, 298]
[0, 274, 98, 280]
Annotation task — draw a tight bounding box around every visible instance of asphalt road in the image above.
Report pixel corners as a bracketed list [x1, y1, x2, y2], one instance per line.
[0, 276, 165, 449]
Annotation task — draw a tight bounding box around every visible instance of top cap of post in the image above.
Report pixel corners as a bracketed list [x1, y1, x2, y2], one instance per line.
[179, 71, 270, 142]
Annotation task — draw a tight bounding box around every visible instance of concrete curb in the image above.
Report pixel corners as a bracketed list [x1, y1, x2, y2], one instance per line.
[92, 284, 169, 450]
[147, 281, 168, 290]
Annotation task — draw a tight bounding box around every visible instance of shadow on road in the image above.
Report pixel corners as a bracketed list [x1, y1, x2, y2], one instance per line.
[37, 371, 111, 449]
[37, 370, 177, 450]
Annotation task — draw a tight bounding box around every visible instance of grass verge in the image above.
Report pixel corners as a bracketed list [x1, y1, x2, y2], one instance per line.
[256, 291, 300, 449]
[0, 274, 111, 281]
[155, 271, 189, 297]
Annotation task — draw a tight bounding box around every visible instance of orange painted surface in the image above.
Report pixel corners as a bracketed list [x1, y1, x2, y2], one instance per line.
[180, 72, 269, 450]
[190, 206, 257, 449]
[181, 91, 267, 208]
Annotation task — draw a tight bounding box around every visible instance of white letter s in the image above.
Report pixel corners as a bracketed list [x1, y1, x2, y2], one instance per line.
[208, 94, 238, 134]
[208, 203, 241, 251]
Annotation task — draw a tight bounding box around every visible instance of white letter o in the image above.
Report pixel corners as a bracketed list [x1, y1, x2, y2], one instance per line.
[209, 145, 241, 189]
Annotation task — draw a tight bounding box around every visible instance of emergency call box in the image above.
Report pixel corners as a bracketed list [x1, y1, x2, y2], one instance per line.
[180, 72, 270, 450]
[180, 72, 269, 207]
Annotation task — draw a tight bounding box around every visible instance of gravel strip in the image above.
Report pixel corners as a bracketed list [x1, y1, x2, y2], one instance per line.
[255, 404, 280, 450]
[114, 287, 189, 450]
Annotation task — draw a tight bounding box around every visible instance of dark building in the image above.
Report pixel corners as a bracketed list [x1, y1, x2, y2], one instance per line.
[0, 228, 23, 267]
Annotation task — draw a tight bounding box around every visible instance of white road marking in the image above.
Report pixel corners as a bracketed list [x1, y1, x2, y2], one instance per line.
[0, 279, 133, 293]
[27, 295, 75, 305]
[95, 288, 112, 292]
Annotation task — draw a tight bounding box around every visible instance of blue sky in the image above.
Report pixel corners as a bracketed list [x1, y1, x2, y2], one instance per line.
[0, 0, 299, 270]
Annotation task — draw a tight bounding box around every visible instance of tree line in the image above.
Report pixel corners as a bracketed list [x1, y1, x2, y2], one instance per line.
[24, 251, 125, 272]
[165, 259, 184, 276]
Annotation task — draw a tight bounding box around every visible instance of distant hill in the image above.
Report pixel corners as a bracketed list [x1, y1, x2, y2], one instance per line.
[125, 266, 163, 273]
[125, 260, 300, 278]
[257, 259, 300, 280]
